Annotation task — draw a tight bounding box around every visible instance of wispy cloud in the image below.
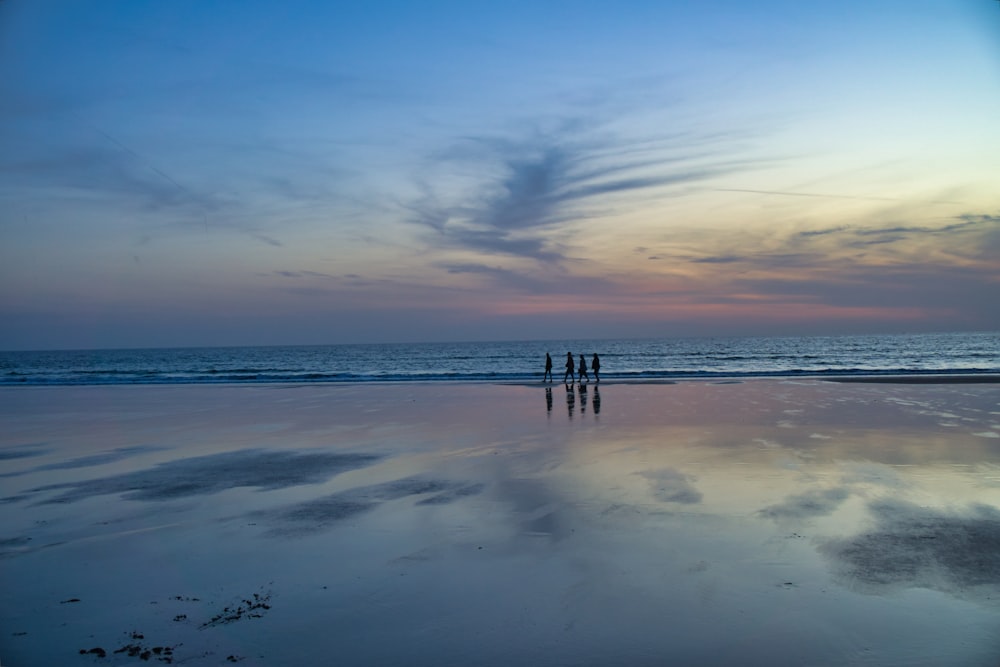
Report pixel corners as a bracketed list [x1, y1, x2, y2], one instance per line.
[796, 225, 852, 238]
[792, 214, 996, 245]
[715, 188, 963, 205]
[0, 143, 209, 213]
[715, 188, 902, 202]
[675, 210, 1000, 269]
[437, 262, 549, 293]
[690, 255, 745, 264]
[408, 124, 757, 264]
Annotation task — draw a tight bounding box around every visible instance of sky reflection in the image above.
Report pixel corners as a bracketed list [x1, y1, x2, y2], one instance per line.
[2, 381, 1000, 664]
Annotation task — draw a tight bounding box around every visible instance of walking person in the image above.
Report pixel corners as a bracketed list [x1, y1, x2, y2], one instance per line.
[563, 352, 575, 384]
[591, 353, 601, 383]
[578, 354, 590, 383]
[543, 353, 553, 383]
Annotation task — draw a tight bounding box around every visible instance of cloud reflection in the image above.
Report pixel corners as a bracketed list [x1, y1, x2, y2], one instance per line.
[759, 487, 851, 520]
[821, 499, 1000, 600]
[254, 476, 485, 537]
[641, 468, 702, 505]
[29, 449, 380, 504]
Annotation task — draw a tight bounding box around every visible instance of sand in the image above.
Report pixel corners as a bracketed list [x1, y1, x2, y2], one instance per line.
[2, 380, 1000, 665]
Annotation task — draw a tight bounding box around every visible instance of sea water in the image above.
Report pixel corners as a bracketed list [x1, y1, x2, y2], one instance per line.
[1, 332, 997, 386]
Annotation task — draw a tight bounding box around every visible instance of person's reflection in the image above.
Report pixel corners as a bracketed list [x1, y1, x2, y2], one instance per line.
[579, 382, 588, 415]
[592, 386, 601, 415]
[545, 386, 553, 414]
[566, 383, 575, 419]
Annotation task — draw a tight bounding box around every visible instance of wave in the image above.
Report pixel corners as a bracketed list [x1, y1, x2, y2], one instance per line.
[3, 367, 997, 387]
[3, 333, 995, 386]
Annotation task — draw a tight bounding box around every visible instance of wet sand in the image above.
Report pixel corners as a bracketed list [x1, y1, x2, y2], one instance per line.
[2, 380, 1000, 665]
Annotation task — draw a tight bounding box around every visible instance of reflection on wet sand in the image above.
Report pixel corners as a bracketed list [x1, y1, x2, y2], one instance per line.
[254, 476, 486, 537]
[26, 450, 381, 504]
[2, 381, 1000, 665]
[556, 383, 601, 419]
[821, 498, 1000, 599]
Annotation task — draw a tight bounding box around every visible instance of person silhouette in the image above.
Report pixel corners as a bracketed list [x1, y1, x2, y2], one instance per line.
[591, 353, 601, 383]
[578, 354, 589, 383]
[563, 352, 575, 384]
[543, 353, 553, 383]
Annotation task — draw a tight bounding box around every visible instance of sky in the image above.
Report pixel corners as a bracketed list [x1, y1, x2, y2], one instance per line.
[1, 1, 999, 350]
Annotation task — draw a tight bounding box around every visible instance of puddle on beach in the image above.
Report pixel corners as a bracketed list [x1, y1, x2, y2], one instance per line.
[2, 381, 1000, 665]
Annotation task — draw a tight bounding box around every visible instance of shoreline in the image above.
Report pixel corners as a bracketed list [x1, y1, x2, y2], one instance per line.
[823, 374, 1000, 384]
[2, 373, 999, 390]
[508, 374, 1000, 386]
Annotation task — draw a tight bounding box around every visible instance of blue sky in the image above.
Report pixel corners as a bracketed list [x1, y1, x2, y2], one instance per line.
[1, 1, 998, 349]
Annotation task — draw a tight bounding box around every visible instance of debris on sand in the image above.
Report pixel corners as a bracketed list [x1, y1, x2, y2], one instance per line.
[200, 590, 272, 629]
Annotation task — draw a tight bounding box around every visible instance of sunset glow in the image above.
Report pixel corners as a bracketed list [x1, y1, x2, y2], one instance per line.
[1, 1, 998, 349]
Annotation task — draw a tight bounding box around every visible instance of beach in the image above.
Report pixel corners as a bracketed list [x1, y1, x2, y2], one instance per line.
[3, 380, 1000, 665]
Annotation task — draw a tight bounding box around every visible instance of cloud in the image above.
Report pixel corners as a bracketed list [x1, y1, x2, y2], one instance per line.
[789, 213, 999, 251]
[441, 229, 563, 262]
[0, 114, 363, 251]
[272, 270, 349, 281]
[408, 124, 754, 264]
[957, 213, 999, 225]
[796, 225, 852, 238]
[438, 262, 549, 292]
[645, 207, 1000, 329]
[0, 143, 208, 214]
[844, 218, 987, 248]
[715, 188, 901, 202]
[691, 255, 746, 264]
[250, 233, 282, 247]
[679, 251, 826, 270]
[738, 265, 999, 319]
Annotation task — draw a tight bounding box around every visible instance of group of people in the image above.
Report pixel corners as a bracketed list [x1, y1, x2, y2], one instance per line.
[543, 352, 600, 384]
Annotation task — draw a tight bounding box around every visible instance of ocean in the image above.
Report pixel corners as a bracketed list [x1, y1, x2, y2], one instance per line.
[1, 332, 997, 386]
